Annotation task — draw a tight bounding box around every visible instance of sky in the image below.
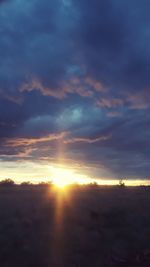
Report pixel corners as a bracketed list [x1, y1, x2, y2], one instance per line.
[0, 0, 150, 183]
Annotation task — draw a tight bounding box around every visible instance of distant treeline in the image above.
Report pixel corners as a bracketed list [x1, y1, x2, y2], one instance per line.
[0, 179, 53, 187]
[0, 178, 127, 188]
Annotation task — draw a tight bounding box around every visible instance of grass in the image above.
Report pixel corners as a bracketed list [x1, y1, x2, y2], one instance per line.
[0, 185, 149, 266]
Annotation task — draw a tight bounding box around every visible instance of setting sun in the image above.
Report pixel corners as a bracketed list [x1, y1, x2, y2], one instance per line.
[49, 166, 91, 188]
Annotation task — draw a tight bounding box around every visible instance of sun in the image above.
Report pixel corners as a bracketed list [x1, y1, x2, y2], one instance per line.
[49, 166, 90, 189]
[52, 177, 69, 189]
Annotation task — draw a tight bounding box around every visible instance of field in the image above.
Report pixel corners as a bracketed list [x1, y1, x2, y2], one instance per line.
[0, 185, 150, 266]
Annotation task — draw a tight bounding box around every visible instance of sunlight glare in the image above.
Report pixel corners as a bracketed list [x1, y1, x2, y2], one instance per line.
[50, 166, 90, 188]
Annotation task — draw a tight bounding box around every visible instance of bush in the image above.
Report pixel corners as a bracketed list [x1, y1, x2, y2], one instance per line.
[0, 179, 15, 187]
[20, 181, 32, 186]
[89, 182, 99, 188]
[38, 181, 53, 186]
[119, 179, 125, 187]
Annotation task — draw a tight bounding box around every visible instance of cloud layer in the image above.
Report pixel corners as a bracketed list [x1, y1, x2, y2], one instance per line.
[0, 0, 150, 179]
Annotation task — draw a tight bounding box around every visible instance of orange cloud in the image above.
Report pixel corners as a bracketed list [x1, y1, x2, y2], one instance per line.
[0, 89, 23, 105]
[96, 97, 124, 108]
[20, 75, 105, 99]
[85, 77, 105, 92]
[4, 132, 67, 148]
[127, 94, 150, 110]
[20, 78, 67, 99]
[64, 134, 111, 144]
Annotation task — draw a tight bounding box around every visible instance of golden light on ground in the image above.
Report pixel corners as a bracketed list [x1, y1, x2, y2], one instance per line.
[49, 166, 91, 188]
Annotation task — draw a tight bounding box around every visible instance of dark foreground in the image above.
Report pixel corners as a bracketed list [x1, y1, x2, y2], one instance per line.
[0, 185, 150, 267]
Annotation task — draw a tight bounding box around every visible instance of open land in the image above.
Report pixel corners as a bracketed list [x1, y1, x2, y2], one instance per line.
[0, 185, 150, 266]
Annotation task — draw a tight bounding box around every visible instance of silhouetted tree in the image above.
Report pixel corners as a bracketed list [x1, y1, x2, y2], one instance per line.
[0, 179, 15, 186]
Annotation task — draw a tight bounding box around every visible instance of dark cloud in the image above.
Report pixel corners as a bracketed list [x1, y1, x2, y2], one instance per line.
[0, 0, 150, 179]
[73, 0, 150, 92]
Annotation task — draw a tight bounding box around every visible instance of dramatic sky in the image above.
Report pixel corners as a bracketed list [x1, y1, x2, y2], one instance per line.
[0, 0, 150, 182]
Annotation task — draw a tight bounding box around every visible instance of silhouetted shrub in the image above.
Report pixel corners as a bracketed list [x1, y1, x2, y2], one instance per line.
[0, 178, 15, 187]
[119, 179, 125, 187]
[88, 182, 99, 188]
[20, 181, 32, 186]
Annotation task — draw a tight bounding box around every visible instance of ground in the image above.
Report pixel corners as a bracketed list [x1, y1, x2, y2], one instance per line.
[0, 185, 150, 266]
